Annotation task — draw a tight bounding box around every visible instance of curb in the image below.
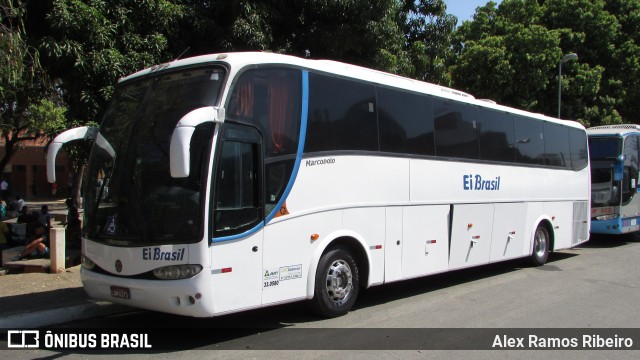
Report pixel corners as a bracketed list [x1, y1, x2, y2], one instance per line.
[0, 301, 133, 328]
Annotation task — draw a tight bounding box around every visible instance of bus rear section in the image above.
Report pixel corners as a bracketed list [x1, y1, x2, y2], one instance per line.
[588, 125, 640, 234]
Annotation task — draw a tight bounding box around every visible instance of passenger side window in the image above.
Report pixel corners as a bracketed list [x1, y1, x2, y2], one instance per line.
[622, 135, 639, 204]
[543, 122, 570, 168]
[477, 110, 515, 162]
[378, 87, 434, 155]
[568, 128, 588, 170]
[514, 117, 544, 165]
[306, 74, 378, 152]
[433, 99, 479, 159]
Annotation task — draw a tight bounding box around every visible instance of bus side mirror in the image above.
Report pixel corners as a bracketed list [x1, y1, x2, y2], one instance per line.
[170, 106, 224, 178]
[47, 126, 104, 183]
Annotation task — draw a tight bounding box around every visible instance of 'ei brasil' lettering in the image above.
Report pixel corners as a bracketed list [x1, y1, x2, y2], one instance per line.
[463, 174, 501, 191]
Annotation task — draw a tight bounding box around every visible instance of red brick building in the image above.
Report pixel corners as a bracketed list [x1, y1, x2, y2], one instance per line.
[0, 136, 71, 200]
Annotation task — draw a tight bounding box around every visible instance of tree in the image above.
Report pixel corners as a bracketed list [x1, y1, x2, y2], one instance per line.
[401, 0, 458, 84]
[0, 0, 66, 176]
[175, 0, 414, 75]
[451, 0, 627, 125]
[32, 0, 184, 205]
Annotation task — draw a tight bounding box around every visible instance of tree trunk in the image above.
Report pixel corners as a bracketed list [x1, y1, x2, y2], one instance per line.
[72, 163, 85, 210]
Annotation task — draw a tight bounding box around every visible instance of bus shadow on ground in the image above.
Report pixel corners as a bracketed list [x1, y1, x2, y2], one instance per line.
[581, 233, 638, 248]
[353, 254, 572, 311]
[54, 253, 583, 351]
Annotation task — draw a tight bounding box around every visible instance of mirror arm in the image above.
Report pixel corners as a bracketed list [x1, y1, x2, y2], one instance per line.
[47, 127, 99, 183]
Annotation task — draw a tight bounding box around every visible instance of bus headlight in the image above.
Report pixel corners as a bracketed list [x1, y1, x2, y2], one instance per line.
[81, 255, 96, 270]
[595, 214, 619, 221]
[153, 265, 203, 280]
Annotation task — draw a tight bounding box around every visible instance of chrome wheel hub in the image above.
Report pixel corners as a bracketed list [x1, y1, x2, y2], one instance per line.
[325, 259, 353, 304]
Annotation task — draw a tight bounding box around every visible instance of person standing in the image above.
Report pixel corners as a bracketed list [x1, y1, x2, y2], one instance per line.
[0, 178, 8, 200]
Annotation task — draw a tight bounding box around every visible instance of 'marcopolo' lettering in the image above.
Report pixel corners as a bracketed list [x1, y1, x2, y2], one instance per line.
[463, 174, 501, 191]
[142, 247, 185, 261]
[306, 158, 335, 167]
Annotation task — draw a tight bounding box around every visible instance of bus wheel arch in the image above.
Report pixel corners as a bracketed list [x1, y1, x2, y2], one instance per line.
[530, 220, 554, 266]
[307, 235, 370, 317]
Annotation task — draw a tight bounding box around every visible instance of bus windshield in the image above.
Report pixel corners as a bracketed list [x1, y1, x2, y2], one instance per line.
[85, 66, 226, 246]
[588, 136, 621, 160]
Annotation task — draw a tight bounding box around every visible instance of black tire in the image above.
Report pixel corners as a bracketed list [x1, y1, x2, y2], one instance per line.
[310, 247, 359, 318]
[530, 224, 550, 266]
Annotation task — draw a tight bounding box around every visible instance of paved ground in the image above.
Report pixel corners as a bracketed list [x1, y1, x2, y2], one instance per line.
[0, 199, 131, 328]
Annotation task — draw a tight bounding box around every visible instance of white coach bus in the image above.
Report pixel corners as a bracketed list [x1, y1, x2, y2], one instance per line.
[47, 52, 590, 318]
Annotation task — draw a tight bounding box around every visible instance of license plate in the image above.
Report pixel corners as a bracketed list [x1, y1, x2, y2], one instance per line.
[110, 286, 131, 300]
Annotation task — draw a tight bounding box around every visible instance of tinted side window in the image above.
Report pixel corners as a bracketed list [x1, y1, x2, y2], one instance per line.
[433, 99, 479, 159]
[377, 87, 434, 155]
[227, 68, 301, 157]
[569, 127, 588, 170]
[543, 122, 571, 168]
[514, 117, 544, 165]
[306, 73, 378, 152]
[622, 135, 639, 204]
[478, 110, 515, 162]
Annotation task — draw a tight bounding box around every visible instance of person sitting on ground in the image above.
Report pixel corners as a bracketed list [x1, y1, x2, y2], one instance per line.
[12, 224, 49, 260]
[26, 211, 41, 240]
[16, 206, 29, 223]
[40, 205, 52, 231]
[13, 195, 24, 213]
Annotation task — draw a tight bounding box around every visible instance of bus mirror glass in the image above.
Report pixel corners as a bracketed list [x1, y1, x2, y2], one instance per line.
[169, 106, 224, 178]
[613, 162, 624, 181]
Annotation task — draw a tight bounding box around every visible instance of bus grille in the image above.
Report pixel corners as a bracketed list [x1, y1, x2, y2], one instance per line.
[572, 201, 589, 245]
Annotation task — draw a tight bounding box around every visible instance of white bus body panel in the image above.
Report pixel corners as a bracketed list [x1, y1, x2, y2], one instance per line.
[401, 205, 450, 278]
[261, 210, 342, 305]
[209, 231, 263, 314]
[490, 202, 528, 261]
[343, 207, 386, 285]
[449, 204, 494, 270]
[384, 207, 403, 282]
[544, 201, 573, 250]
[81, 239, 216, 317]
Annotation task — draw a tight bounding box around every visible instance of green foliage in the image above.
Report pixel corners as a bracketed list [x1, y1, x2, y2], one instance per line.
[1, 0, 66, 172]
[452, 0, 635, 125]
[38, 0, 184, 124]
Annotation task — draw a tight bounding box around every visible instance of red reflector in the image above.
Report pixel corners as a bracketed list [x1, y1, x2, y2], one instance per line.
[370, 245, 383, 250]
[221, 267, 232, 273]
[427, 240, 437, 244]
[472, 235, 480, 239]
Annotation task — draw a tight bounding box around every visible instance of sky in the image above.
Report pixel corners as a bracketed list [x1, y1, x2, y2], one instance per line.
[444, 0, 503, 25]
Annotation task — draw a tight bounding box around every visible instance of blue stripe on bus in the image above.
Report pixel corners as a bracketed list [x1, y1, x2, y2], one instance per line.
[212, 70, 309, 243]
[265, 70, 308, 223]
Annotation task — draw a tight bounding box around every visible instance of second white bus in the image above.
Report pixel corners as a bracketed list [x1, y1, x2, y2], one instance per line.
[48, 52, 590, 318]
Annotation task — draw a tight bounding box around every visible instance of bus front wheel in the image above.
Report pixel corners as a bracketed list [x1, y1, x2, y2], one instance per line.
[530, 225, 550, 266]
[310, 247, 359, 318]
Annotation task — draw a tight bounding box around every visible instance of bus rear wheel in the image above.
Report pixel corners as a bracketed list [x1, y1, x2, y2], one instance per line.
[530, 224, 550, 266]
[310, 247, 359, 318]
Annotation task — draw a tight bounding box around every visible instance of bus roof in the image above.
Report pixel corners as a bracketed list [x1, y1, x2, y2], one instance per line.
[587, 124, 640, 137]
[120, 52, 584, 130]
